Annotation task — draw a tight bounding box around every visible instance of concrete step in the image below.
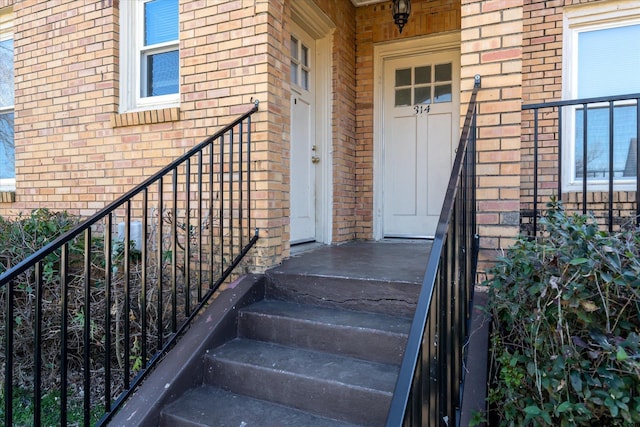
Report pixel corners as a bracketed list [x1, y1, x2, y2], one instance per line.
[203, 338, 398, 426]
[238, 299, 411, 365]
[265, 270, 420, 318]
[160, 385, 363, 427]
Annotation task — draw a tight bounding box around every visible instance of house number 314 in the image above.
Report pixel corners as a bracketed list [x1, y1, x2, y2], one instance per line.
[413, 105, 431, 115]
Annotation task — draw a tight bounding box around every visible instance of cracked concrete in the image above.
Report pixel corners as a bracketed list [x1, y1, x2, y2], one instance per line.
[266, 240, 432, 317]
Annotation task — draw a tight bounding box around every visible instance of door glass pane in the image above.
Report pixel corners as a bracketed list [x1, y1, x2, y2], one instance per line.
[414, 86, 431, 105]
[434, 84, 452, 103]
[291, 61, 298, 85]
[301, 44, 309, 67]
[395, 68, 411, 87]
[290, 37, 299, 60]
[415, 66, 431, 84]
[146, 50, 179, 96]
[395, 88, 411, 106]
[435, 63, 452, 82]
[0, 112, 14, 179]
[0, 39, 13, 108]
[302, 69, 309, 90]
[144, 0, 178, 46]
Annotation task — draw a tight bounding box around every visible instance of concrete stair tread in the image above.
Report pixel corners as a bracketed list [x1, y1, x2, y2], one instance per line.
[207, 338, 399, 393]
[160, 385, 363, 427]
[241, 299, 411, 335]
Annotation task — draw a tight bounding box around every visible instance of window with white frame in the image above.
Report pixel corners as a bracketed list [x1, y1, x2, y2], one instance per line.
[120, 0, 179, 112]
[563, 3, 640, 190]
[0, 9, 14, 192]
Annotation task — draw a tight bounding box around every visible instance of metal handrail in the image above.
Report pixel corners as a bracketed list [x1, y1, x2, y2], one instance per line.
[1, 102, 259, 426]
[522, 93, 640, 235]
[386, 75, 481, 426]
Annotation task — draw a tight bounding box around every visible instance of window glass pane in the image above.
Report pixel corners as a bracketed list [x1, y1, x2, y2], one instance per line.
[434, 84, 452, 103]
[415, 66, 431, 84]
[414, 86, 431, 105]
[290, 36, 299, 60]
[574, 104, 638, 179]
[395, 88, 411, 107]
[0, 112, 14, 179]
[146, 50, 179, 96]
[435, 63, 452, 82]
[145, 0, 178, 46]
[395, 68, 411, 87]
[578, 25, 640, 98]
[302, 69, 309, 91]
[301, 44, 309, 67]
[291, 61, 298, 85]
[0, 38, 13, 108]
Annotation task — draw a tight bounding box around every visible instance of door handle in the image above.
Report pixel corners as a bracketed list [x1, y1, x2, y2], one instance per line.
[312, 155, 320, 164]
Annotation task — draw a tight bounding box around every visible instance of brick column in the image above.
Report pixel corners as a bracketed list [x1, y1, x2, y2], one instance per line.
[461, 0, 523, 267]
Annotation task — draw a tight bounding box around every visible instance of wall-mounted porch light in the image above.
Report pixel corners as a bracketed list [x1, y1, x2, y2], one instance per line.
[392, 0, 411, 34]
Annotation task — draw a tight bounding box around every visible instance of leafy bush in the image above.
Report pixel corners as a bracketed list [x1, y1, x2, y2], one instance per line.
[486, 202, 640, 426]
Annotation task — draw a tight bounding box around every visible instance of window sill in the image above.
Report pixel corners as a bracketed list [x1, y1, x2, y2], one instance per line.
[0, 192, 15, 203]
[111, 107, 180, 128]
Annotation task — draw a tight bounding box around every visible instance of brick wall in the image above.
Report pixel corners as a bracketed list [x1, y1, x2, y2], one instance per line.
[354, 0, 461, 239]
[461, 0, 523, 266]
[521, 0, 635, 233]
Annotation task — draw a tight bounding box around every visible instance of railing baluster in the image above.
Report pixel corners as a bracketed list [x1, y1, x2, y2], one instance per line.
[61, 244, 69, 426]
[124, 202, 131, 389]
[141, 190, 148, 367]
[171, 169, 178, 333]
[558, 106, 563, 198]
[185, 158, 191, 317]
[4, 275, 13, 426]
[157, 178, 164, 350]
[104, 214, 112, 412]
[229, 129, 234, 261]
[219, 133, 225, 272]
[83, 227, 92, 426]
[582, 103, 588, 214]
[608, 101, 614, 231]
[197, 151, 203, 302]
[34, 262, 43, 427]
[533, 108, 539, 234]
[239, 120, 245, 248]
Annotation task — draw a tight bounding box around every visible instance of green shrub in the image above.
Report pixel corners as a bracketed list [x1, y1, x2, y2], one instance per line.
[486, 202, 640, 426]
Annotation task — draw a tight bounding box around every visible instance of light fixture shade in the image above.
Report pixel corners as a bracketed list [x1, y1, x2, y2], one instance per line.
[392, 0, 411, 34]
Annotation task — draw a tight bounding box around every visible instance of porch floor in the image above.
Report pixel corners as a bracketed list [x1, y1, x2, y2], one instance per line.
[283, 239, 432, 285]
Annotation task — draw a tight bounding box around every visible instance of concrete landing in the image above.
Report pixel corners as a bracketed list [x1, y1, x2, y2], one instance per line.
[283, 240, 431, 284]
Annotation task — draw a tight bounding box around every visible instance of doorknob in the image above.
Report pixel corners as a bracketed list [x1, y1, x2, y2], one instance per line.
[312, 155, 320, 164]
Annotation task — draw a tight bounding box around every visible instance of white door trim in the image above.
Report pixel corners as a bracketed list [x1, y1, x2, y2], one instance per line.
[291, 1, 335, 244]
[372, 32, 461, 240]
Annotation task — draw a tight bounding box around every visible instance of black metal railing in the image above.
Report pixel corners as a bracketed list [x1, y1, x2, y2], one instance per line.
[0, 102, 259, 426]
[522, 93, 640, 235]
[386, 76, 480, 427]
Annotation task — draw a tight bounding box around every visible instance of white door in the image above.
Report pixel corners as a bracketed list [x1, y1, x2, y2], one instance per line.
[290, 26, 317, 244]
[382, 51, 460, 237]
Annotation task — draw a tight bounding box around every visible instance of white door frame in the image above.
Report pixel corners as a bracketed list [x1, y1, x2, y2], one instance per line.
[291, 1, 335, 244]
[372, 32, 461, 240]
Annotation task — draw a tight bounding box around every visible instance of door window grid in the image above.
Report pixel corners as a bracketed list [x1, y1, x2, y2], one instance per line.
[394, 63, 452, 107]
[290, 36, 310, 91]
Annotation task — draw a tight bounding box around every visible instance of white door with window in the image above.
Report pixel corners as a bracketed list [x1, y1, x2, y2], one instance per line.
[382, 51, 460, 237]
[290, 26, 317, 243]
